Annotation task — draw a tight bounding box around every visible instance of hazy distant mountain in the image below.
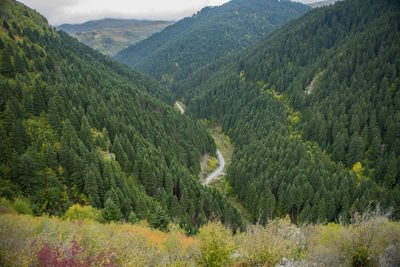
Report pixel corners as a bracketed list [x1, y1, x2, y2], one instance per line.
[309, 0, 339, 8]
[58, 19, 173, 56]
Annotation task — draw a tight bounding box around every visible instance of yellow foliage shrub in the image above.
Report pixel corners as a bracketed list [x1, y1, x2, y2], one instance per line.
[239, 217, 306, 266]
[197, 221, 236, 267]
[209, 157, 217, 168]
[0, 211, 399, 266]
[63, 204, 102, 222]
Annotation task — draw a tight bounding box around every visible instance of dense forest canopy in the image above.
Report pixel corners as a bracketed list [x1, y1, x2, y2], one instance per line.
[114, 0, 310, 86]
[0, 0, 244, 234]
[179, 0, 400, 223]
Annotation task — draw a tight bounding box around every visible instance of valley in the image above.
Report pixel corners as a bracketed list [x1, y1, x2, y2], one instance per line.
[58, 19, 173, 56]
[176, 102, 226, 186]
[1, 0, 400, 265]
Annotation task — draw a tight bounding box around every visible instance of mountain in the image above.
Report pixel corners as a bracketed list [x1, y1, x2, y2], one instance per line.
[58, 19, 173, 56]
[114, 0, 310, 86]
[0, 0, 244, 233]
[178, 0, 400, 223]
[309, 0, 339, 8]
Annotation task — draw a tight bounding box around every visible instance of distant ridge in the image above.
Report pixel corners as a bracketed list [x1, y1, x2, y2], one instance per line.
[58, 18, 173, 56]
[57, 18, 173, 34]
[308, 0, 339, 8]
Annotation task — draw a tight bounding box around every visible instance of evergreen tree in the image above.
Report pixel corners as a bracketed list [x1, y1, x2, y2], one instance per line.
[150, 205, 170, 232]
[11, 119, 29, 154]
[1, 46, 15, 78]
[17, 153, 39, 196]
[14, 52, 26, 74]
[333, 133, 346, 162]
[102, 197, 123, 222]
[84, 164, 101, 208]
[80, 116, 93, 150]
[22, 87, 33, 114]
[128, 211, 139, 224]
[32, 83, 46, 116]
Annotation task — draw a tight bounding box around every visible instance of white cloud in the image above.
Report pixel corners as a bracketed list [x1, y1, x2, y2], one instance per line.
[18, 0, 316, 25]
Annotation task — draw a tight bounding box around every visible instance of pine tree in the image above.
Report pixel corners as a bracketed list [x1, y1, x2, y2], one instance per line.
[333, 133, 346, 162]
[150, 205, 170, 232]
[384, 154, 397, 187]
[14, 52, 26, 74]
[22, 87, 34, 114]
[2, 21, 10, 31]
[17, 153, 39, 195]
[80, 116, 93, 150]
[84, 164, 101, 208]
[47, 95, 64, 135]
[11, 119, 30, 154]
[32, 83, 46, 116]
[102, 197, 123, 222]
[1, 46, 16, 78]
[112, 136, 130, 171]
[135, 196, 148, 219]
[0, 125, 9, 163]
[128, 211, 139, 224]
[348, 134, 364, 165]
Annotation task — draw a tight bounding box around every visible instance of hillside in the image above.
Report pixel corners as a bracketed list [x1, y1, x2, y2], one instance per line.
[58, 19, 173, 56]
[1, 210, 399, 266]
[178, 0, 400, 223]
[114, 0, 310, 86]
[0, 0, 244, 234]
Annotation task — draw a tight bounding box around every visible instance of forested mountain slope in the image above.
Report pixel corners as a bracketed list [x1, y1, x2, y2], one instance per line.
[181, 0, 400, 223]
[114, 0, 310, 86]
[58, 19, 173, 56]
[0, 0, 243, 233]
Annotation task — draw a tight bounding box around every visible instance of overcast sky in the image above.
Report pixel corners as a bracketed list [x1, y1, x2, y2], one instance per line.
[18, 0, 317, 26]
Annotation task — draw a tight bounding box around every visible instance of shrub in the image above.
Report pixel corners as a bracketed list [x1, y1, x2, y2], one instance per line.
[307, 211, 400, 266]
[0, 197, 14, 214]
[239, 217, 305, 266]
[37, 241, 116, 266]
[12, 198, 33, 215]
[197, 221, 235, 267]
[63, 204, 102, 222]
[163, 223, 199, 265]
[351, 246, 370, 267]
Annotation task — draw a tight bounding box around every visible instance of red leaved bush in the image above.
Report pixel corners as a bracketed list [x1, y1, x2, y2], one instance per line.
[37, 240, 115, 266]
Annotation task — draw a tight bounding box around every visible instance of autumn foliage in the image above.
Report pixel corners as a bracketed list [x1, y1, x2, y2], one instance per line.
[0, 211, 399, 266]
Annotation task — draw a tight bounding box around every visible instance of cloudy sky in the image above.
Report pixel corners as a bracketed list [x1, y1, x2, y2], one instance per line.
[18, 0, 317, 26]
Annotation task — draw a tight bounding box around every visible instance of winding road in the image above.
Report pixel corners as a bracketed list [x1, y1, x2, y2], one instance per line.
[175, 101, 226, 186]
[175, 102, 185, 114]
[203, 150, 225, 186]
